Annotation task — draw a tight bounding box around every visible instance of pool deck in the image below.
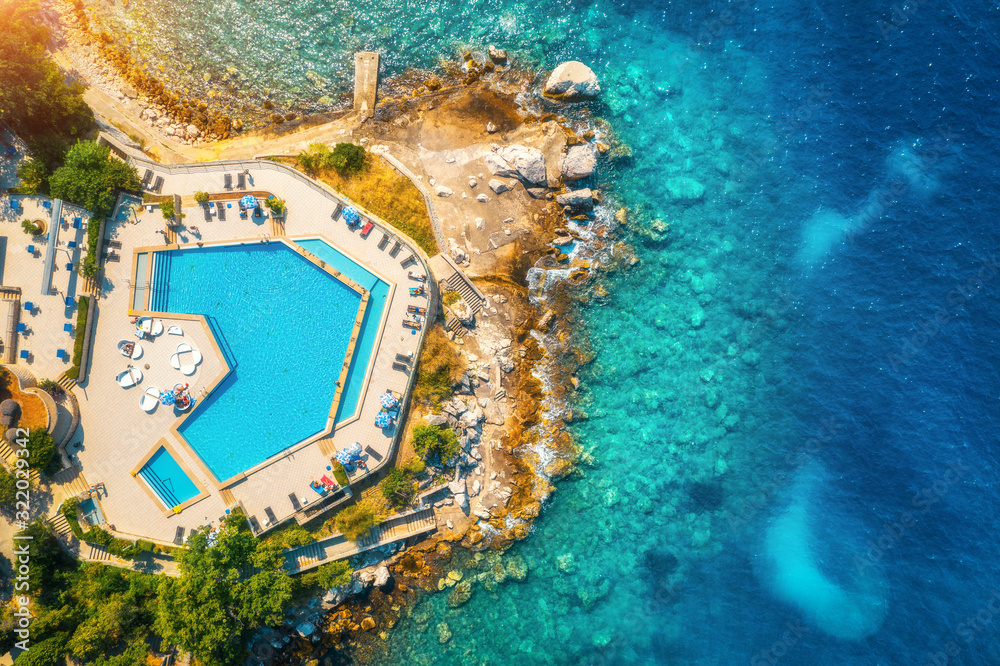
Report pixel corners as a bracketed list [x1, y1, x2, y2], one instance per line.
[5, 158, 433, 544]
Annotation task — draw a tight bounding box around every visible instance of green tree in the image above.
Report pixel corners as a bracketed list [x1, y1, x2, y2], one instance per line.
[26, 428, 56, 473]
[315, 561, 352, 589]
[333, 502, 379, 542]
[330, 142, 365, 174]
[193, 191, 209, 204]
[0, 466, 17, 509]
[412, 425, 461, 462]
[15, 159, 48, 195]
[48, 141, 140, 218]
[11, 633, 67, 666]
[380, 468, 416, 507]
[0, 2, 92, 153]
[160, 199, 175, 220]
[154, 520, 293, 664]
[296, 142, 330, 174]
[14, 521, 73, 605]
[65, 596, 134, 661]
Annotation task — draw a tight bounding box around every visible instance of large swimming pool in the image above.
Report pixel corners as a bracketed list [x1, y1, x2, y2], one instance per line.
[295, 238, 390, 423]
[149, 242, 365, 481]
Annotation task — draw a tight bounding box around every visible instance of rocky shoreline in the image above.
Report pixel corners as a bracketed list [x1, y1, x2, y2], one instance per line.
[42, 5, 629, 659]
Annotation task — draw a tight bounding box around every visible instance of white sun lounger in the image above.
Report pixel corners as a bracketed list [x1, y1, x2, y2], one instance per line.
[167, 325, 183, 336]
[176, 343, 192, 353]
[130, 342, 143, 360]
[140, 386, 159, 412]
[151, 320, 164, 336]
[116, 368, 142, 388]
[170, 353, 181, 371]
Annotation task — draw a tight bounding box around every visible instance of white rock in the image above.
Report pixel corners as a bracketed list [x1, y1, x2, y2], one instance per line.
[475, 217, 485, 230]
[543, 61, 601, 100]
[468, 179, 477, 188]
[476, 193, 489, 203]
[373, 566, 391, 587]
[499, 145, 547, 185]
[185, 125, 200, 139]
[561, 144, 597, 181]
[472, 480, 482, 496]
[485, 153, 517, 178]
[435, 185, 455, 197]
[488, 179, 509, 194]
[556, 188, 594, 209]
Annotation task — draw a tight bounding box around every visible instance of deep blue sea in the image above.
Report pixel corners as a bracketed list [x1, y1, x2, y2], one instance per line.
[95, 0, 1000, 662]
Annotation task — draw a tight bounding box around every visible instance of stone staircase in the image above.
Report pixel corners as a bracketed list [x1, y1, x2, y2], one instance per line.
[283, 507, 437, 574]
[47, 512, 73, 540]
[0, 439, 39, 481]
[442, 267, 486, 338]
[87, 543, 111, 561]
[57, 372, 77, 391]
[49, 465, 90, 497]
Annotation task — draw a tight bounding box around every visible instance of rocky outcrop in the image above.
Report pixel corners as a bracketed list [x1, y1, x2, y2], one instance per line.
[556, 188, 594, 210]
[498, 145, 547, 185]
[373, 565, 391, 588]
[485, 153, 517, 178]
[664, 177, 705, 201]
[543, 61, 601, 100]
[488, 45, 508, 64]
[561, 144, 597, 181]
[435, 185, 455, 197]
[488, 179, 510, 194]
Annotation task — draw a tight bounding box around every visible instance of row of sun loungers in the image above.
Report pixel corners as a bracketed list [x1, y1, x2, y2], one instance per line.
[223, 173, 247, 190]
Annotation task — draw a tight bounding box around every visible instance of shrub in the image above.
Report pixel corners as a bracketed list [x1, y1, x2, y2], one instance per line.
[315, 560, 352, 589]
[263, 523, 314, 550]
[330, 142, 365, 174]
[331, 460, 349, 487]
[413, 327, 465, 408]
[26, 428, 56, 472]
[265, 197, 286, 216]
[380, 468, 415, 507]
[15, 158, 49, 195]
[402, 457, 426, 475]
[193, 191, 209, 204]
[21, 219, 42, 236]
[333, 503, 378, 542]
[38, 379, 64, 398]
[0, 467, 17, 509]
[83, 526, 113, 546]
[160, 199, 175, 220]
[442, 290, 461, 307]
[71, 295, 89, 367]
[411, 425, 460, 462]
[297, 143, 330, 174]
[59, 498, 85, 539]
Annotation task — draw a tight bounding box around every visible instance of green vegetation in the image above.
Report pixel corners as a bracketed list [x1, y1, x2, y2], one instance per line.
[412, 425, 461, 463]
[193, 190, 209, 204]
[15, 158, 49, 195]
[0, 1, 94, 183]
[159, 198, 175, 220]
[331, 460, 350, 486]
[262, 522, 314, 549]
[413, 326, 465, 408]
[315, 560, 352, 589]
[21, 219, 42, 236]
[402, 456, 427, 475]
[66, 295, 89, 380]
[333, 502, 379, 542]
[38, 379, 64, 398]
[26, 428, 56, 473]
[265, 197, 286, 216]
[289, 146, 438, 254]
[380, 468, 417, 508]
[155, 513, 293, 664]
[296, 142, 365, 175]
[47, 142, 139, 278]
[442, 290, 461, 307]
[59, 498, 85, 539]
[0, 466, 17, 510]
[49, 141, 140, 218]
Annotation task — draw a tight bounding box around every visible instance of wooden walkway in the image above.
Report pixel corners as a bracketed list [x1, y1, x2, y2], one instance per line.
[284, 507, 436, 574]
[354, 52, 380, 120]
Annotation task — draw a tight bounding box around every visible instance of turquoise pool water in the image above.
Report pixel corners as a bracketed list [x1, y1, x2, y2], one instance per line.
[151, 242, 363, 480]
[295, 238, 390, 423]
[137, 447, 200, 509]
[78, 498, 105, 527]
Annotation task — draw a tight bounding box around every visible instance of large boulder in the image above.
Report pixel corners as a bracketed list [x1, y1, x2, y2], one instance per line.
[484, 153, 517, 178]
[556, 188, 594, 210]
[498, 145, 547, 185]
[543, 61, 601, 100]
[435, 185, 455, 197]
[373, 566, 391, 588]
[561, 145, 597, 181]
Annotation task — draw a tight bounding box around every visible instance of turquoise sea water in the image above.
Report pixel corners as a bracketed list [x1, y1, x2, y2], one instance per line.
[155, 242, 362, 480]
[94, 0, 1000, 663]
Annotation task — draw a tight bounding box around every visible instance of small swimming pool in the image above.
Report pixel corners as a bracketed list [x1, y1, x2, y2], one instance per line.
[138, 447, 200, 509]
[295, 238, 390, 423]
[78, 497, 105, 527]
[151, 242, 369, 481]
